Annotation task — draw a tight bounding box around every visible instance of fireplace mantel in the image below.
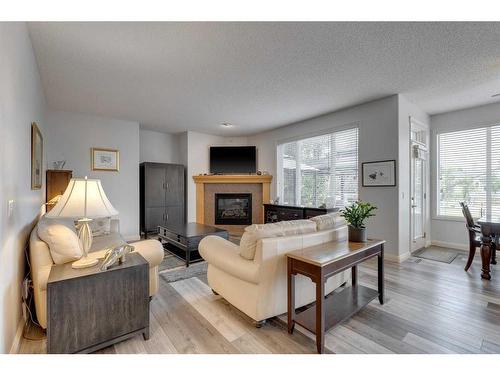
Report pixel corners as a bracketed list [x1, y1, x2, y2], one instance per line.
[193, 174, 272, 224]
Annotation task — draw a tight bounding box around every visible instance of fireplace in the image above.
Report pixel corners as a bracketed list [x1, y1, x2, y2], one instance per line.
[215, 193, 252, 225]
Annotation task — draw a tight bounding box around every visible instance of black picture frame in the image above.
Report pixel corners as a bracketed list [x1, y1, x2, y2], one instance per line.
[362, 159, 396, 187]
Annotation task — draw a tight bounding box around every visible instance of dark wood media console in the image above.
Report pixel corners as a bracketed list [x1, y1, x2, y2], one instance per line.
[264, 204, 338, 223]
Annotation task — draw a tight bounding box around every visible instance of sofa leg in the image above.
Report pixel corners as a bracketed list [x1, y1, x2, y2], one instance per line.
[340, 281, 347, 287]
[149, 296, 153, 302]
[254, 320, 266, 328]
[211, 289, 219, 295]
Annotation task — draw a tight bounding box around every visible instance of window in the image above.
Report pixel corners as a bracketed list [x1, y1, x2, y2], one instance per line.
[437, 125, 500, 218]
[277, 127, 358, 207]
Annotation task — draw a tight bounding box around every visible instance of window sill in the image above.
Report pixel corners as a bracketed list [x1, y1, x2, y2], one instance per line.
[432, 215, 466, 223]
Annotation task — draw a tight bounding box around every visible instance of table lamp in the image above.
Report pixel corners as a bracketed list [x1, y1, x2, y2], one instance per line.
[46, 176, 119, 269]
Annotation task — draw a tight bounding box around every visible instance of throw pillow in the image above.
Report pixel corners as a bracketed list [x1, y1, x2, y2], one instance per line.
[239, 222, 286, 260]
[310, 212, 346, 231]
[37, 218, 83, 264]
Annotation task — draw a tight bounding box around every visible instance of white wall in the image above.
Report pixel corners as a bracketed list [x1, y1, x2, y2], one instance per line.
[46, 111, 140, 240]
[430, 101, 500, 249]
[139, 129, 180, 164]
[248, 96, 405, 257]
[185, 131, 248, 221]
[0, 23, 47, 353]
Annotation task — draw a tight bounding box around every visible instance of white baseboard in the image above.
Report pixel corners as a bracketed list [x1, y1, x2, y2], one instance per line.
[385, 251, 411, 263]
[431, 240, 468, 252]
[9, 318, 25, 354]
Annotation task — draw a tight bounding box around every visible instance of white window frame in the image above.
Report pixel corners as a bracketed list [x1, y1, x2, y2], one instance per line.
[275, 122, 359, 207]
[435, 123, 500, 221]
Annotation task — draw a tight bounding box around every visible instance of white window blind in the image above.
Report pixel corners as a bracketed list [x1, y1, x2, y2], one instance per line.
[277, 128, 358, 207]
[437, 126, 500, 218]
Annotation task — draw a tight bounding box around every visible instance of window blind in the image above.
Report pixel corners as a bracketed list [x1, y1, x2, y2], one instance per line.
[277, 128, 358, 207]
[438, 127, 490, 217]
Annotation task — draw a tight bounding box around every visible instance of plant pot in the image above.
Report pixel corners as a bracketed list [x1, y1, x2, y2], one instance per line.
[348, 225, 367, 242]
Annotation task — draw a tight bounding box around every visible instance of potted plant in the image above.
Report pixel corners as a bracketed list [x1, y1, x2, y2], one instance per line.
[340, 201, 377, 242]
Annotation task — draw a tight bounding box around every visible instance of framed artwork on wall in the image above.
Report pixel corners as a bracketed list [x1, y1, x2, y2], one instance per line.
[362, 160, 396, 187]
[31, 122, 43, 190]
[91, 148, 119, 171]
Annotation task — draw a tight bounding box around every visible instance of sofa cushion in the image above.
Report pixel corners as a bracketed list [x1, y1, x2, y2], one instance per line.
[37, 218, 83, 265]
[239, 220, 317, 260]
[310, 212, 346, 231]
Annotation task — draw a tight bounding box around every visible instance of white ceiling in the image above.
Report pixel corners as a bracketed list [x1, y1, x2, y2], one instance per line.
[28, 22, 500, 136]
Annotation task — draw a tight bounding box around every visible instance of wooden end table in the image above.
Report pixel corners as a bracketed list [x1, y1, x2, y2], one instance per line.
[287, 239, 385, 354]
[47, 252, 150, 353]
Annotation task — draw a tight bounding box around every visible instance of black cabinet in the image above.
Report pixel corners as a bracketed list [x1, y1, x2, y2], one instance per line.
[140, 162, 185, 236]
[263, 204, 338, 223]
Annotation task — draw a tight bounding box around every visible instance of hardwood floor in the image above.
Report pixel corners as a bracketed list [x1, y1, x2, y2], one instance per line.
[18, 248, 500, 354]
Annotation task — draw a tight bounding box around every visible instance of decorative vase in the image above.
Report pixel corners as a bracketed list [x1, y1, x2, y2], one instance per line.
[348, 225, 367, 242]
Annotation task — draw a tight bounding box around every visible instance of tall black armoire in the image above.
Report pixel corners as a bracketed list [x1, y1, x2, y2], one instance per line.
[140, 162, 185, 236]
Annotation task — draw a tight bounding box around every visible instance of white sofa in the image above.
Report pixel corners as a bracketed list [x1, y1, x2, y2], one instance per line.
[198, 215, 349, 323]
[29, 216, 164, 329]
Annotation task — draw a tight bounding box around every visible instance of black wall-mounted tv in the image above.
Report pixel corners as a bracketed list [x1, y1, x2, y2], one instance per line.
[209, 146, 257, 174]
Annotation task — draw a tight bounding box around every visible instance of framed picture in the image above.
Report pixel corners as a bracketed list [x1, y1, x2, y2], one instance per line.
[362, 160, 396, 187]
[31, 122, 43, 190]
[91, 148, 119, 171]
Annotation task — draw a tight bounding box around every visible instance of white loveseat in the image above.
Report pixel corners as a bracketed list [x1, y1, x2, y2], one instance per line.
[198, 214, 349, 323]
[29, 216, 164, 329]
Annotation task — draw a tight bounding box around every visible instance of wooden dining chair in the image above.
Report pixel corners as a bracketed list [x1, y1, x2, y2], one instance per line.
[460, 202, 482, 271]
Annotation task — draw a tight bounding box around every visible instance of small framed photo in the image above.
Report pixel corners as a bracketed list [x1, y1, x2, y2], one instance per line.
[362, 160, 396, 187]
[31, 122, 43, 190]
[91, 148, 119, 171]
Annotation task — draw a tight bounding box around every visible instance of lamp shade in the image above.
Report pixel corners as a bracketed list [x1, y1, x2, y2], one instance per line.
[46, 177, 119, 219]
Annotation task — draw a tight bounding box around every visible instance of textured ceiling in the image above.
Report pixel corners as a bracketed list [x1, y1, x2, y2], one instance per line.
[28, 22, 500, 136]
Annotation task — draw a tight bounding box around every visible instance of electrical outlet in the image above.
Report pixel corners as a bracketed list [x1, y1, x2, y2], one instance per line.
[8, 199, 15, 217]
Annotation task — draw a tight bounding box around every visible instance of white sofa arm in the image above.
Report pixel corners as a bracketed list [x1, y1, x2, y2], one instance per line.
[199, 236, 260, 284]
[129, 239, 164, 267]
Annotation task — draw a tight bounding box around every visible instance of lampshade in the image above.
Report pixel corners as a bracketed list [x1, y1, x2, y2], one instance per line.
[46, 177, 119, 219]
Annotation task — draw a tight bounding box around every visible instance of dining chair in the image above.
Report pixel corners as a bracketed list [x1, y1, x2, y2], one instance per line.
[460, 202, 482, 271]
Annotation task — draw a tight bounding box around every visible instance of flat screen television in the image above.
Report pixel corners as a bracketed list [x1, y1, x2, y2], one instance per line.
[210, 146, 257, 174]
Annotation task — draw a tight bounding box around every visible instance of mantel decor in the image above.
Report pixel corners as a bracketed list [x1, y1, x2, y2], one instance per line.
[362, 160, 396, 187]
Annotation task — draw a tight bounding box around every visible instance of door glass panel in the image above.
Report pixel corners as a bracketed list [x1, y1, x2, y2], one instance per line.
[413, 158, 424, 239]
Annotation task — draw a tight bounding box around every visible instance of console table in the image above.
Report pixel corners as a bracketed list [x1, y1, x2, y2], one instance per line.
[287, 239, 385, 354]
[47, 252, 150, 354]
[264, 204, 337, 223]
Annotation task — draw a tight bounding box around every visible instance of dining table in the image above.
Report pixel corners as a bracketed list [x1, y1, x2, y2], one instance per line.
[477, 216, 499, 280]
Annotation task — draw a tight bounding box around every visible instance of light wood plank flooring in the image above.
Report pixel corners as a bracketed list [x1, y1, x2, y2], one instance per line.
[18, 248, 500, 354]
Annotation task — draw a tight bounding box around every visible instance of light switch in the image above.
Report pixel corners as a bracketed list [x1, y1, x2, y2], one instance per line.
[8, 200, 14, 217]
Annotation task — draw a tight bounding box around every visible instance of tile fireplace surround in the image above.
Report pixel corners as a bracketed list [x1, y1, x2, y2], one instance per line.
[193, 175, 272, 234]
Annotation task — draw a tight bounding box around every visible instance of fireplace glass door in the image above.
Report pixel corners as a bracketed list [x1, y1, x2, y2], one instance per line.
[215, 193, 252, 225]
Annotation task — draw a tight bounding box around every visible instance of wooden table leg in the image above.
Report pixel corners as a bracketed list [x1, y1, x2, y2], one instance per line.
[481, 233, 492, 280]
[378, 244, 384, 304]
[492, 236, 498, 265]
[351, 265, 357, 286]
[287, 257, 295, 334]
[315, 271, 325, 354]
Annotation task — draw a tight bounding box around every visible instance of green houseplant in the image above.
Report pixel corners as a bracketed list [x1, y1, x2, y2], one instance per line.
[340, 201, 377, 242]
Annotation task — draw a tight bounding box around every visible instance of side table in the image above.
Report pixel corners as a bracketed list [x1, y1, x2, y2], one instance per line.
[287, 239, 385, 354]
[47, 252, 150, 353]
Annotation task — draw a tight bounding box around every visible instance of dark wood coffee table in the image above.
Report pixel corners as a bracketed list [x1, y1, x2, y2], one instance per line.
[158, 222, 229, 267]
[287, 239, 385, 354]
